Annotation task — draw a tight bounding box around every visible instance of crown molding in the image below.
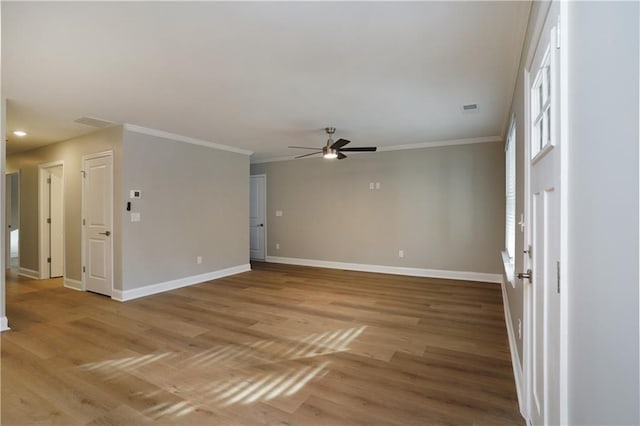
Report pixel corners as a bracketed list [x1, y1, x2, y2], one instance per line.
[124, 124, 253, 156]
[251, 155, 298, 165]
[377, 135, 502, 152]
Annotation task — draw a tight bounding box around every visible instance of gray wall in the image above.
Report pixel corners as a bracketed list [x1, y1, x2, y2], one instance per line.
[251, 142, 505, 274]
[6, 126, 123, 285]
[567, 2, 639, 424]
[121, 129, 249, 290]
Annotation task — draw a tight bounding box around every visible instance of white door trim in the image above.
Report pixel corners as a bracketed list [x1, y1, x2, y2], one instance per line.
[81, 150, 114, 294]
[250, 174, 267, 261]
[558, 2, 569, 423]
[38, 160, 65, 279]
[522, 63, 533, 422]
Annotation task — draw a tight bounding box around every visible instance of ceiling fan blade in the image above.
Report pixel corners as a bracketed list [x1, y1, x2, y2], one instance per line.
[295, 151, 322, 159]
[337, 152, 347, 160]
[330, 138, 351, 149]
[338, 147, 377, 152]
[289, 146, 322, 150]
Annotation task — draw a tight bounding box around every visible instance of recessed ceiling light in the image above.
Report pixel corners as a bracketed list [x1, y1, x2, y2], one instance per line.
[13, 130, 27, 137]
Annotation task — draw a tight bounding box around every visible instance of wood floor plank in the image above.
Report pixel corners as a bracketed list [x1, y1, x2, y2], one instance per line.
[2, 262, 523, 425]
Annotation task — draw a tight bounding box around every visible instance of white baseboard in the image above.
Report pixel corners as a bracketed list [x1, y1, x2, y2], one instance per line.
[64, 277, 83, 291]
[265, 256, 502, 283]
[18, 267, 40, 280]
[501, 276, 526, 419]
[112, 263, 251, 302]
[0, 316, 9, 332]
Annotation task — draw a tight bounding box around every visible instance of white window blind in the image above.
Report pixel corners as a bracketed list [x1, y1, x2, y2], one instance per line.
[505, 121, 516, 259]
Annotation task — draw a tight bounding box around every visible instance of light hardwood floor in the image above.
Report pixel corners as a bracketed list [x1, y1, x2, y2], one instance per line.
[1, 263, 523, 425]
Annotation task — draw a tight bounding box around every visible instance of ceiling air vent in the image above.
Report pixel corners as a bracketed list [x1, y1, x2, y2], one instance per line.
[74, 116, 115, 128]
[463, 104, 478, 111]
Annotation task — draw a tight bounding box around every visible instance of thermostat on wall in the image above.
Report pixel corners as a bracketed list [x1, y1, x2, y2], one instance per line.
[130, 190, 141, 199]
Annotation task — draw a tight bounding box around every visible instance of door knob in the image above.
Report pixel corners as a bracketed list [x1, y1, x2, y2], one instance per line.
[258, 224, 264, 227]
[517, 269, 532, 283]
[99, 231, 111, 236]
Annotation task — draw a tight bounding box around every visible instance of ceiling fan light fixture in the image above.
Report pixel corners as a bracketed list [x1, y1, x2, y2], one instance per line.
[323, 147, 338, 159]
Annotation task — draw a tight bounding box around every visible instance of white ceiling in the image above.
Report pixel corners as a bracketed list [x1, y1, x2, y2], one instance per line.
[2, 1, 530, 161]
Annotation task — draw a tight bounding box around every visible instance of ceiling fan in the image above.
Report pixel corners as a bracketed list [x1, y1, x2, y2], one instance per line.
[289, 127, 377, 160]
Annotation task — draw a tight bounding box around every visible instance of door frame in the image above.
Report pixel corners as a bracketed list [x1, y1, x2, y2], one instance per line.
[81, 150, 114, 294]
[38, 160, 65, 279]
[521, 1, 569, 424]
[250, 174, 267, 261]
[5, 171, 20, 268]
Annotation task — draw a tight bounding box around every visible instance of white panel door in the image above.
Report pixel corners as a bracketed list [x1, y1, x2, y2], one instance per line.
[249, 175, 266, 260]
[49, 166, 64, 277]
[83, 153, 113, 296]
[5, 175, 12, 266]
[525, 2, 562, 425]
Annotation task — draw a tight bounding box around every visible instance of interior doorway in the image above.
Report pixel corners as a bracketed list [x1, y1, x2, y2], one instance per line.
[249, 174, 266, 261]
[82, 151, 113, 296]
[5, 172, 19, 271]
[39, 161, 64, 279]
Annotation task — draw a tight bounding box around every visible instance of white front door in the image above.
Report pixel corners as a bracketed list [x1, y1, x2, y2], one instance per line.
[83, 152, 113, 296]
[524, 2, 562, 425]
[49, 166, 64, 277]
[249, 175, 266, 260]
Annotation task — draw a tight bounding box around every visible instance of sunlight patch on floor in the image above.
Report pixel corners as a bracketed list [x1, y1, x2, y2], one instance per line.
[77, 325, 367, 418]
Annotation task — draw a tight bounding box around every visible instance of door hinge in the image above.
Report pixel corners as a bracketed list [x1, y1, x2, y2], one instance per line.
[47, 177, 51, 184]
[83, 266, 86, 273]
[47, 257, 51, 263]
[83, 218, 85, 226]
[47, 218, 51, 224]
[524, 245, 533, 258]
[557, 261, 561, 293]
[80, 170, 86, 178]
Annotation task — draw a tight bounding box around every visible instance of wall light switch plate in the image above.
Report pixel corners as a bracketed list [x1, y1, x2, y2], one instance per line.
[131, 212, 141, 222]
[275, 210, 283, 217]
[369, 182, 375, 190]
[375, 182, 381, 190]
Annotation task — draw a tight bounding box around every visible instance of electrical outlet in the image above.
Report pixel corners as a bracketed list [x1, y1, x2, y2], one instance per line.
[275, 210, 283, 217]
[131, 212, 141, 222]
[276, 243, 280, 250]
[369, 182, 375, 190]
[196, 256, 202, 264]
[398, 250, 404, 258]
